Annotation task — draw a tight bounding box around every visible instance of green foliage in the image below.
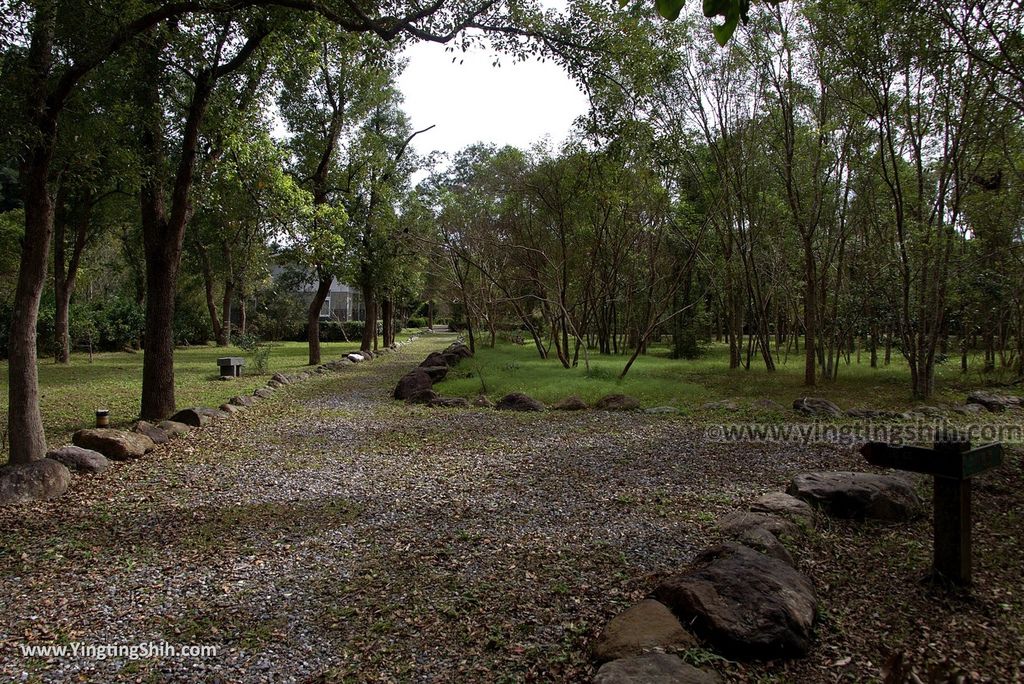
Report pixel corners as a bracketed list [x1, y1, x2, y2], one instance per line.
[235, 333, 271, 374]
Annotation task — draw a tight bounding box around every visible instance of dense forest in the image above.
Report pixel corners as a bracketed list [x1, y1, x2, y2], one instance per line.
[1, 0, 1022, 463]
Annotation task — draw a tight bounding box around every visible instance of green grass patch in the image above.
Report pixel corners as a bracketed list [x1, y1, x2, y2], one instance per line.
[441, 339, 1022, 412]
[0, 339, 405, 450]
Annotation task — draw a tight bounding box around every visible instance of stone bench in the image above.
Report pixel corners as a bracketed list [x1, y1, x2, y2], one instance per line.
[218, 356, 245, 378]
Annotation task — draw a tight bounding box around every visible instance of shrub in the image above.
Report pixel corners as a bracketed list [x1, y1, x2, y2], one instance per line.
[406, 316, 428, 329]
[234, 333, 271, 374]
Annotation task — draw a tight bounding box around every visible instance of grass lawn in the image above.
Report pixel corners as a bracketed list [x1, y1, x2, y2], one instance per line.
[442, 338, 1024, 413]
[0, 332, 420, 453]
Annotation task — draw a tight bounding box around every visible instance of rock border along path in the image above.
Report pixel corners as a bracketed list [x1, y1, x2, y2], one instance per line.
[0, 338, 419, 507]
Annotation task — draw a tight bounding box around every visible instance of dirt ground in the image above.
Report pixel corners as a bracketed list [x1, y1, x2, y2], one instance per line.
[1, 338, 1021, 683]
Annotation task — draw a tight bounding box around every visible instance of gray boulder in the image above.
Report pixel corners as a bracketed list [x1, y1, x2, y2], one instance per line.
[253, 387, 274, 399]
[595, 394, 641, 411]
[593, 653, 721, 684]
[72, 428, 155, 460]
[230, 395, 256, 407]
[749, 492, 814, 528]
[448, 344, 473, 359]
[966, 391, 1021, 412]
[169, 407, 227, 428]
[219, 403, 245, 415]
[644, 406, 679, 415]
[793, 397, 842, 418]
[496, 393, 545, 412]
[733, 526, 795, 567]
[271, 372, 292, 385]
[787, 471, 921, 521]
[157, 420, 190, 437]
[592, 599, 696, 663]
[420, 352, 448, 368]
[346, 353, 365, 363]
[716, 511, 800, 540]
[46, 446, 109, 475]
[394, 369, 433, 400]
[653, 542, 816, 659]
[421, 365, 449, 382]
[0, 459, 72, 506]
[551, 395, 588, 411]
[407, 388, 440, 404]
[132, 420, 169, 444]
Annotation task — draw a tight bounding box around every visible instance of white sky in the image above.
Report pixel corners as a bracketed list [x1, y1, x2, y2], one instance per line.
[397, 39, 590, 160]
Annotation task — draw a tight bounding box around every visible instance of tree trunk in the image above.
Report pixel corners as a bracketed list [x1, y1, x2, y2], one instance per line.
[53, 185, 89, 364]
[360, 283, 376, 353]
[8, 151, 54, 463]
[220, 279, 234, 345]
[803, 240, 817, 387]
[7, 4, 56, 463]
[306, 275, 331, 365]
[140, 240, 180, 420]
[381, 297, 393, 347]
[198, 244, 225, 346]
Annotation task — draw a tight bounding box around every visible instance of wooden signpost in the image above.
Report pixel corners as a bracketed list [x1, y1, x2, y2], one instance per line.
[860, 437, 1003, 585]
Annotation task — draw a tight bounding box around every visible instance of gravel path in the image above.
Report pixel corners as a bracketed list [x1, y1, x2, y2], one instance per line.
[1, 336, 1021, 682]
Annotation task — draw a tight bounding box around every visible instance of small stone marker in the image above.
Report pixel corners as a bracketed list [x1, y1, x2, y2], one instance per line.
[860, 437, 1003, 585]
[217, 356, 245, 378]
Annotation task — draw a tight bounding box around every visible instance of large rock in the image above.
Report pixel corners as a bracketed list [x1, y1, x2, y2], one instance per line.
[792, 397, 842, 418]
[966, 391, 1021, 412]
[653, 543, 816, 659]
[169, 407, 227, 428]
[230, 395, 256, 407]
[420, 365, 449, 382]
[644, 406, 679, 415]
[716, 511, 800, 540]
[441, 351, 462, 367]
[271, 372, 292, 385]
[749, 492, 814, 528]
[157, 420, 190, 437]
[394, 369, 433, 400]
[787, 471, 921, 521]
[495, 393, 545, 412]
[420, 352, 448, 368]
[406, 389, 440, 404]
[132, 420, 169, 444]
[595, 394, 641, 411]
[219, 403, 245, 415]
[448, 343, 473, 359]
[733, 526, 795, 567]
[551, 395, 588, 411]
[0, 459, 72, 506]
[593, 653, 720, 684]
[592, 600, 696, 663]
[253, 387, 274, 399]
[72, 428, 155, 460]
[46, 446, 109, 475]
[346, 353, 365, 363]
